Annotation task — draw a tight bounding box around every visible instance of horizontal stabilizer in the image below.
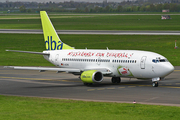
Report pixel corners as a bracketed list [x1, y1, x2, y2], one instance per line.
[6, 50, 49, 55]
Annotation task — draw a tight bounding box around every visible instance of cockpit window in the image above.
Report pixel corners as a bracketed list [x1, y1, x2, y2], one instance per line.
[159, 59, 168, 62]
[152, 59, 159, 63]
[152, 58, 168, 63]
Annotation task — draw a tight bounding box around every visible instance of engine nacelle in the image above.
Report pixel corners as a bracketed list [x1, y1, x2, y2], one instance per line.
[80, 70, 103, 83]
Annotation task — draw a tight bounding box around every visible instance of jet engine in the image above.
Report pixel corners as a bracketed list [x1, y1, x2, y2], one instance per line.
[80, 70, 103, 83]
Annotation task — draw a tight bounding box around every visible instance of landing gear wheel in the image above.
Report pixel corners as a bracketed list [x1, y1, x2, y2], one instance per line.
[152, 82, 158, 87]
[111, 77, 121, 84]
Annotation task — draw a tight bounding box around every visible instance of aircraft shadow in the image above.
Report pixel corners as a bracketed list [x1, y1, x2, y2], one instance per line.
[26, 80, 152, 89]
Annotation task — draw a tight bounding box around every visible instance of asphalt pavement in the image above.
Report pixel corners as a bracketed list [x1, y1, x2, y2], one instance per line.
[0, 66, 180, 106]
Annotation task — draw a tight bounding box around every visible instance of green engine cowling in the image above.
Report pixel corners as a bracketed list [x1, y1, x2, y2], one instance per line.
[80, 70, 103, 83]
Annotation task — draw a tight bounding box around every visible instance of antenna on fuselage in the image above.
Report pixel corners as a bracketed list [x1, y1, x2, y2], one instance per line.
[106, 47, 109, 50]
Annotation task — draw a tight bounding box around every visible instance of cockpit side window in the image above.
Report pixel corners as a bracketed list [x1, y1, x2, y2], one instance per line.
[159, 59, 168, 62]
[152, 58, 168, 63]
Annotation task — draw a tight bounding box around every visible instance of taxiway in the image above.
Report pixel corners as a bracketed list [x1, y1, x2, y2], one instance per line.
[1, 29, 180, 35]
[0, 66, 180, 106]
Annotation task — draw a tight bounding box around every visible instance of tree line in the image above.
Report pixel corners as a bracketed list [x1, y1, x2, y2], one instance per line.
[37, 3, 180, 13]
[16, 3, 180, 13]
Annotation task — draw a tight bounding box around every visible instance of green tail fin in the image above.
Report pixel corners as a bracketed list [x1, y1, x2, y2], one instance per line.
[40, 11, 74, 50]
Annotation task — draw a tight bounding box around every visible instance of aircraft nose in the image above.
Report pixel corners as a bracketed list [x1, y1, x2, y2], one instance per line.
[170, 64, 174, 72]
[164, 63, 174, 75]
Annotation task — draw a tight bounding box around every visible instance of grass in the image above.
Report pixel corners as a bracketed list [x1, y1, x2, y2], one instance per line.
[0, 95, 180, 120]
[0, 14, 180, 30]
[0, 33, 180, 66]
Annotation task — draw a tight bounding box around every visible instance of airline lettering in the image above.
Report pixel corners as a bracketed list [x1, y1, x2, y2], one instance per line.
[82, 75, 91, 78]
[106, 52, 130, 58]
[96, 53, 105, 57]
[68, 52, 133, 58]
[45, 36, 63, 50]
[68, 52, 95, 57]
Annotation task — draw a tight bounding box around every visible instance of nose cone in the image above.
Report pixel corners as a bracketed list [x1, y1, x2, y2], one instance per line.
[170, 64, 174, 73]
[163, 63, 174, 76]
[153, 62, 174, 78]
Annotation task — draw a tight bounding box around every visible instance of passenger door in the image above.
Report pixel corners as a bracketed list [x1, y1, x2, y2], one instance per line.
[140, 56, 147, 69]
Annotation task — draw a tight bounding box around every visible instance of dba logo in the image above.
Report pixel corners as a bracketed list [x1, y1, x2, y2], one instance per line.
[45, 36, 63, 50]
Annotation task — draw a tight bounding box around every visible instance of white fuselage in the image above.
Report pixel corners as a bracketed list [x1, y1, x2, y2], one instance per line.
[43, 49, 174, 79]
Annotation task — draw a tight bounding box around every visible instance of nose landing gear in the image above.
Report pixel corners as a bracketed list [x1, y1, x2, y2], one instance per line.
[152, 82, 158, 87]
[152, 77, 160, 87]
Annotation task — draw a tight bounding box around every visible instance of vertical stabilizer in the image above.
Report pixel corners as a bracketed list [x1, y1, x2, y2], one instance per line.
[40, 11, 74, 50]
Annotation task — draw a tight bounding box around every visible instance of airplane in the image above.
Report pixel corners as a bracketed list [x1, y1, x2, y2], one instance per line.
[5, 11, 174, 87]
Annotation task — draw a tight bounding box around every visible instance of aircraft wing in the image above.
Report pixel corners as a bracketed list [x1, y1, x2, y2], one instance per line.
[4, 66, 112, 75]
[4, 66, 81, 73]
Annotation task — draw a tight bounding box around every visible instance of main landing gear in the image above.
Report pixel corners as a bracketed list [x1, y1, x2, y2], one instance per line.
[111, 77, 121, 84]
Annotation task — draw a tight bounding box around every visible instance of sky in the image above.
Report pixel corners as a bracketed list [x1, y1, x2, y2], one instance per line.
[1, 0, 124, 3]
